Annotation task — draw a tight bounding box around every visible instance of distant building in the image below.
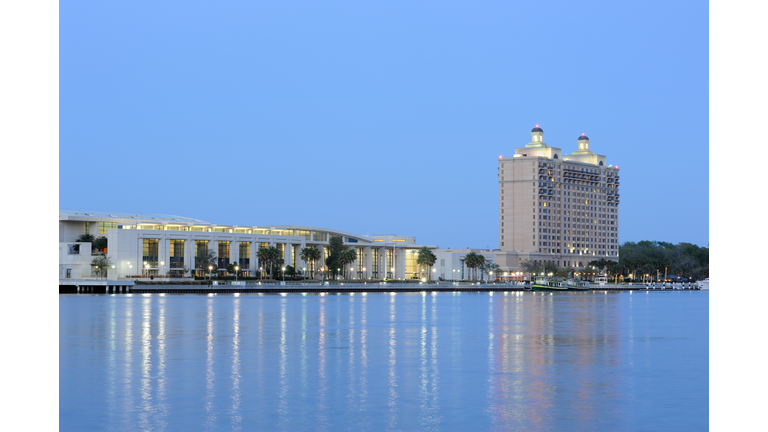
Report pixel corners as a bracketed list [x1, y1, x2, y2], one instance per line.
[58, 210, 435, 280]
[495, 126, 620, 273]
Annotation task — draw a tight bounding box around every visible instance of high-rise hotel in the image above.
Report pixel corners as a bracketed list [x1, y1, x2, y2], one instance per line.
[495, 126, 620, 271]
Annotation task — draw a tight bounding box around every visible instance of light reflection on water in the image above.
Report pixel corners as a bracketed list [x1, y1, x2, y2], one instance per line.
[60, 291, 708, 431]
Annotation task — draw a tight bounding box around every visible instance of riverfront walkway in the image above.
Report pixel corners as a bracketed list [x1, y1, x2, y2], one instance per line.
[60, 280, 700, 294]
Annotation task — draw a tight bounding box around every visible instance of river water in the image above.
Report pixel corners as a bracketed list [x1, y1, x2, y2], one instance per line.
[60, 291, 708, 431]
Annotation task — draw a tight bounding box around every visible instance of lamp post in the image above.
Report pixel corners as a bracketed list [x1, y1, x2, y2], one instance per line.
[143, 261, 147, 277]
[95, 266, 99, 280]
[208, 265, 213, 281]
[111, 265, 115, 280]
[235, 265, 239, 282]
[282, 266, 286, 282]
[432, 267, 436, 282]
[160, 261, 165, 278]
[489, 271, 493, 283]
[363, 267, 366, 280]
[129, 264, 132, 277]
[145, 264, 150, 278]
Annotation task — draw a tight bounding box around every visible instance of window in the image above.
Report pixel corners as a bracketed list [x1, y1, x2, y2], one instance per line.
[170, 240, 184, 268]
[98, 222, 118, 233]
[142, 239, 159, 268]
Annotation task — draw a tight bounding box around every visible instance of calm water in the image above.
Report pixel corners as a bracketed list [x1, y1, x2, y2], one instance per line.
[60, 291, 708, 431]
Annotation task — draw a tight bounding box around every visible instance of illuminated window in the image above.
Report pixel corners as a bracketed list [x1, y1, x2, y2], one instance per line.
[98, 222, 118, 233]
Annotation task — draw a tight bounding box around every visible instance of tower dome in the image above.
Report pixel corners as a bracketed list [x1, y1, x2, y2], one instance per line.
[532, 126, 544, 133]
[578, 133, 589, 141]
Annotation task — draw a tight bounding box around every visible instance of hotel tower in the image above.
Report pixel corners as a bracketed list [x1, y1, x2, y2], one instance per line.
[495, 126, 620, 271]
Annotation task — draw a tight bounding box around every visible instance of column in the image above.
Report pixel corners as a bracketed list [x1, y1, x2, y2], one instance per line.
[250, 240, 257, 272]
[397, 248, 405, 280]
[232, 240, 240, 268]
[211, 239, 218, 270]
[363, 247, 372, 279]
[284, 243, 292, 269]
[184, 237, 193, 274]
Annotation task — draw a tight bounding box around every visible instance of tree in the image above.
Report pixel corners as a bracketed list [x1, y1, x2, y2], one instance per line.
[300, 246, 321, 279]
[226, 262, 241, 277]
[196, 247, 218, 277]
[463, 252, 485, 281]
[416, 246, 437, 281]
[339, 249, 357, 279]
[77, 233, 94, 243]
[284, 265, 296, 277]
[92, 236, 108, 251]
[483, 262, 501, 281]
[325, 236, 347, 280]
[91, 255, 113, 278]
[257, 247, 271, 279]
[520, 259, 543, 280]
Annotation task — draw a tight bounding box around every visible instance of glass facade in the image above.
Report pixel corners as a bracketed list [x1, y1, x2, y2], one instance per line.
[295, 230, 311, 241]
[405, 249, 419, 279]
[357, 248, 364, 278]
[313, 231, 328, 242]
[371, 249, 379, 279]
[98, 222, 117, 233]
[238, 242, 250, 267]
[169, 240, 184, 268]
[218, 241, 230, 268]
[142, 239, 159, 268]
[386, 249, 393, 279]
[195, 240, 208, 268]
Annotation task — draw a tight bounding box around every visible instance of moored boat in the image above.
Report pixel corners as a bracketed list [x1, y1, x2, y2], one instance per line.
[532, 279, 569, 292]
[567, 279, 590, 291]
[696, 278, 709, 290]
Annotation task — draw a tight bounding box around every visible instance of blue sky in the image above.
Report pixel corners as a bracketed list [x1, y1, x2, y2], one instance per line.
[59, 0, 709, 248]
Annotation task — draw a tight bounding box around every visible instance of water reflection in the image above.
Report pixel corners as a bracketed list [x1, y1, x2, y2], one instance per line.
[60, 291, 708, 432]
[230, 297, 242, 430]
[388, 293, 398, 430]
[205, 298, 216, 428]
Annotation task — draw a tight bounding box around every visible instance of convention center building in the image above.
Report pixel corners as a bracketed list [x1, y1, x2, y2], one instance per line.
[59, 209, 436, 280]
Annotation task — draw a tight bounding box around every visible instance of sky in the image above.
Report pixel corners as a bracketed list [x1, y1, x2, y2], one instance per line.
[59, 0, 709, 248]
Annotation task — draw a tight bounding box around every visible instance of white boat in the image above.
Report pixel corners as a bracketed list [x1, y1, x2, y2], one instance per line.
[697, 278, 709, 290]
[594, 276, 608, 286]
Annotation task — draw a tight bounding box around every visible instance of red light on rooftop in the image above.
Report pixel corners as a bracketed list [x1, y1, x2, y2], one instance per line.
[499, 155, 502, 159]
[536, 124, 539, 128]
[582, 133, 585, 136]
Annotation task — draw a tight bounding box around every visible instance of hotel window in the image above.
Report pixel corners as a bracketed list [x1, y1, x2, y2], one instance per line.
[98, 222, 118, 233]
[213, 228, 226, 233]
[312, 231, 328, 242]
[295, 230, 311, 241]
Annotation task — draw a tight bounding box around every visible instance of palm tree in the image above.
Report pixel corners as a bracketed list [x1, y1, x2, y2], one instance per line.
[257, 247, 271, 280]
[417, 247, 438, 281]
[339, 249, 357, 279]
[300, 247, 321, 279]
[464, 252, 484, 281]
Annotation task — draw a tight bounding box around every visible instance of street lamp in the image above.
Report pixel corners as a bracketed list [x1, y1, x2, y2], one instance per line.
[363, 267, 366, 280]
[235, 265, 239, 282]
[145, 264, 150, 278]
[208, 265, 213, 280]
[282, 266, 286, 282]
[143, 261, 147, 277]
[160, 261, 165, 278]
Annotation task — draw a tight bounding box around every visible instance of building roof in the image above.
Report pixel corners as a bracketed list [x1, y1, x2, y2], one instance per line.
[531, 126, 543, 132]
[578, 134, 590, 140]
[59, 209, 208, 224]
